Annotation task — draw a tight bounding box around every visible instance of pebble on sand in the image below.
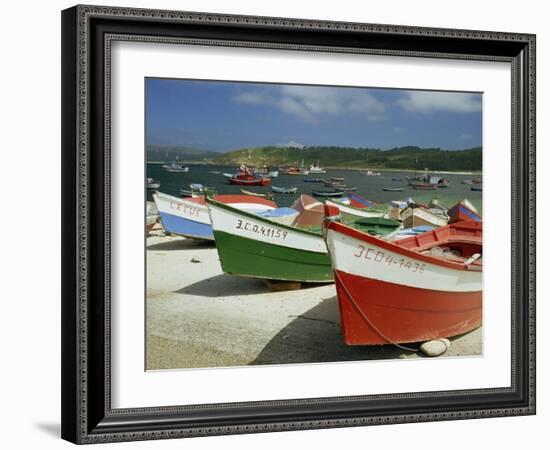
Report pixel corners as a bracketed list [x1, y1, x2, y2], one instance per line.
[420, 339, 451, 357]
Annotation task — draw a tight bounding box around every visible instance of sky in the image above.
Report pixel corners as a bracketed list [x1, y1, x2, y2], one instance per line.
[146, 78, 482, 152]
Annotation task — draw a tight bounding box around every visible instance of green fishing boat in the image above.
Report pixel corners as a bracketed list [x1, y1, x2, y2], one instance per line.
[206, 198, 401, 283]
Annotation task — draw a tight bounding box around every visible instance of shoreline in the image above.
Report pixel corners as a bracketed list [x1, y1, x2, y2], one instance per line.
[146, 161, 481, 175]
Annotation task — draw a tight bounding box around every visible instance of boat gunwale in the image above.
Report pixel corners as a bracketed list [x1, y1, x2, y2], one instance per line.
[326, 220, 482, 272]
[206, 197, 324, 238]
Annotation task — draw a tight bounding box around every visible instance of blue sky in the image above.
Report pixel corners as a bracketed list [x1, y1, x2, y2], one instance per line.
[146, 78, 482, 152]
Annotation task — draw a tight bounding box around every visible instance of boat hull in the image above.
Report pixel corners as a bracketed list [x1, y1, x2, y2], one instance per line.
[207, 199, 332, 282]
[325, 199, 386, 220]
[154, 192, 276, 240]
[325, 222, 482, 345]
[334, 270, 482, 345]
[228, 177, 271, 186]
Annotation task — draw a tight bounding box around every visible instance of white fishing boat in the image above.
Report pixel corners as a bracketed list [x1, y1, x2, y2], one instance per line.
[162, 160, 189, 173]
[308, 161, 326, 174]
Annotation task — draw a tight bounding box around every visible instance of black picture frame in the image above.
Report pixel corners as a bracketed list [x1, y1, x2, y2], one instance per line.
[61, 4, 536, 444]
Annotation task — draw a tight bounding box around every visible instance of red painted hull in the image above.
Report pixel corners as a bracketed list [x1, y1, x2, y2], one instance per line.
[334, 270, 482, 345]
[228, 177, 271, 186]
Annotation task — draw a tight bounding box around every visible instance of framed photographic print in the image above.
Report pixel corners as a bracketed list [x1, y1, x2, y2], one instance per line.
[61, 4, 536, 444]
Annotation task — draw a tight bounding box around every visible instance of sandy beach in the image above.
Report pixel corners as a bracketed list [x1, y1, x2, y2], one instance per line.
[146, 230, 482, 370]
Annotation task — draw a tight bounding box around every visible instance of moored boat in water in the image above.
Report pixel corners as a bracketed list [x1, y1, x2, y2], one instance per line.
[146, 177, 160, 189]
[271, 185, 298, 194]
[312, 190, 345, 198]
[228, 165, 271, 186]
[162, 160, 189, 173]
[324, 206, 482, 345]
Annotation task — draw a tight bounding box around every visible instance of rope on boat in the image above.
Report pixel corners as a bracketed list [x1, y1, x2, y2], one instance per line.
[334, 271, 419, 353]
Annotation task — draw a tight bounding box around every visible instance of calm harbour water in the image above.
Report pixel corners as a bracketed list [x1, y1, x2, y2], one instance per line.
[146, 163, 482, 213]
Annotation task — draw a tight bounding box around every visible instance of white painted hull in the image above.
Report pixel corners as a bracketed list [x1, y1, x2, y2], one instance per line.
[325, 228, 481, 292]
[207, 201, 327, 254]
[325, 199, 386, 219]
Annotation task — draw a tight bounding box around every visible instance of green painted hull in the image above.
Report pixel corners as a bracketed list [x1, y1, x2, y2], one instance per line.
[213, 230, 333, 283]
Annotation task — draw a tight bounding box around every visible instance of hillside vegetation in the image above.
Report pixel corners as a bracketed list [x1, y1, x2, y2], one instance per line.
[212, 145, 482, 172]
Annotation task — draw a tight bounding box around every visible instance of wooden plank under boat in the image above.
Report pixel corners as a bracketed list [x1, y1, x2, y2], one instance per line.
[153, 192, 276, 241]
[324, 205, 482, 345]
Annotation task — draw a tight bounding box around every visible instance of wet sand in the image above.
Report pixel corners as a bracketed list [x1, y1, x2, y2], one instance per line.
[146, 231, 482, 370]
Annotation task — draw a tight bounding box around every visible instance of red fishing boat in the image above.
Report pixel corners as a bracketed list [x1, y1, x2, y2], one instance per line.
[227, 165, 271, 186]
[324, 204, 482, 345]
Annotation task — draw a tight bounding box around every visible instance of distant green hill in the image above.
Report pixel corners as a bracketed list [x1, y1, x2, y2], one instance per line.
[213, 145, 482, 172]
[147, 145, 219, 162]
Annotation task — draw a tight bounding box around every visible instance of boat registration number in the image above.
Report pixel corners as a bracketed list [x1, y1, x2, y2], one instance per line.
[354, 245, 426, 273]
[169, 201, 201, 217]
[236, 219, 288, 239]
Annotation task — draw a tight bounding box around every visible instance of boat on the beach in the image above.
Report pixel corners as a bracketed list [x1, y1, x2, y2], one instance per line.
[162, 160, 189, 173]
[330, 177, 345, 182]
[400, 204, 449, 229]
[304, 178, 324, 183]
[325, 198, 387, 220]
[153, 191, 276, 240]
[255, 207, 300, 226]
[347, 192, 378, 209]
[206, 197, 333, 282]
[146, 201, 159, 234]
[324, 207, 483, 345]
[392, 178, 403, 181]
[448, 199, 481, 223]
[382, 187, 404, 192]
[146, 177, 160, 189]
[291, 195, 325, 228]
[272, 185, 298, 194]
[210, 171, 221, 175]
[312, 190, 345, 198]
[351, 217, 401, 236]
[470, 186, 482, 192]
[340, 187, 358, 192]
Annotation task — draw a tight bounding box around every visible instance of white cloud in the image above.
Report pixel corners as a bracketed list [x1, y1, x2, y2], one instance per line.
[231, 85, 386, 123]
[396, 91, 481, 113]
